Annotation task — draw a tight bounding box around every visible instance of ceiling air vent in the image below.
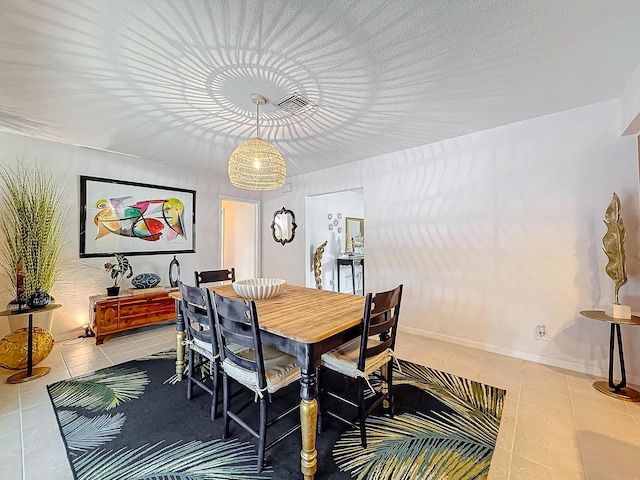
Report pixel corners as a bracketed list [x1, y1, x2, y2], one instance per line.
[274, 92, 317, 115]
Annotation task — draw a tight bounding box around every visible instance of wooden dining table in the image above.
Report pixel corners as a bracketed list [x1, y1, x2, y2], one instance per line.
[171, 283, 365, 479]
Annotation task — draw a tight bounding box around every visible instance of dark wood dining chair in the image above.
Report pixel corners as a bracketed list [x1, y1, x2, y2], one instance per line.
[211, 290, 301, 472]
[194, 268, 235, 287]
[179, 281, 220, 420]
[318, 284, 403, 447]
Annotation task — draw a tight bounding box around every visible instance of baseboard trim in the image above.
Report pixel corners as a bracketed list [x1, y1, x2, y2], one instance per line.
[397, 325, 640, 386]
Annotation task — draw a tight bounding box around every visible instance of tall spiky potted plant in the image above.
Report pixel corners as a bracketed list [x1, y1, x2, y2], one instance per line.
[0, 160, 65, 314]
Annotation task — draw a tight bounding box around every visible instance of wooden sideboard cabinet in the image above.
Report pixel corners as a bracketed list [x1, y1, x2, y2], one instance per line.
[90, 289, 177, 344]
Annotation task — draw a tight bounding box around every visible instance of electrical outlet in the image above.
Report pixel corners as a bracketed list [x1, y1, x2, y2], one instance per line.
[534, 324, 547, 341]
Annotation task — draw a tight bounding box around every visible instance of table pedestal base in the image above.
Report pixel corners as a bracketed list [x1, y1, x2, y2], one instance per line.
[593, 380, 640, 402]
[7, 366, 50, 384]
[579, 311, 640, 403]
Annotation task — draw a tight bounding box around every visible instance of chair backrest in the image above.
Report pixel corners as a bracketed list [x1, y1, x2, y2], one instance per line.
[179, 281, 218, 357]
[313, 241, 328, 289]
[210, 291, 267, 390]
[194, 268, 236, 287]
[358, 284, 403, 372]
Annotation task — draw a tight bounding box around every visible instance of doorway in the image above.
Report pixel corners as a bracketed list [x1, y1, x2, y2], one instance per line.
[220, 197, 260, 280]
[304, 189, 364, 292]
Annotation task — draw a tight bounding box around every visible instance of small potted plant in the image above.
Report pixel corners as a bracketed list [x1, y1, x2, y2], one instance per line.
[104, 254, 133, 296]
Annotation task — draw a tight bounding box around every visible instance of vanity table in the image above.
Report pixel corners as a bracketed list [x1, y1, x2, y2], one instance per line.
[336, 256, 364, 295]
[579, 309, 640, 401]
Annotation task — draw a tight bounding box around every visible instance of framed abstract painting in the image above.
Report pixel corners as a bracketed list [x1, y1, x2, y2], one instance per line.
[79, 176, 196, 258]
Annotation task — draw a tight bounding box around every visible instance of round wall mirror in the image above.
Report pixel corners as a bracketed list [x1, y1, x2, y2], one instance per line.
[271, 207, 297, 246]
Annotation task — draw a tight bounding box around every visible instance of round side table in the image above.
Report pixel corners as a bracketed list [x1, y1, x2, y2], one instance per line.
[0, 303, 61, 384]
[580, 310, 640, 402]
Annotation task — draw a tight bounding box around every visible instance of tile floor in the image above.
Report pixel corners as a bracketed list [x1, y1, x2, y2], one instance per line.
[1, 324, 639, 479]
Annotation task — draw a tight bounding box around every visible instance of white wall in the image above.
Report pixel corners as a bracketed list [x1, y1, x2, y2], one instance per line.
[305, 190, 364, 291]
[262, 99, 640, 384]
[0, 132, 258, 340]
[621, 59, 640, 135]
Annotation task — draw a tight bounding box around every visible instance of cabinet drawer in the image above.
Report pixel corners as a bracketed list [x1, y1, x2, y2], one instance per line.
[119, 297, 175, 317]
[119, 308, 175, 329]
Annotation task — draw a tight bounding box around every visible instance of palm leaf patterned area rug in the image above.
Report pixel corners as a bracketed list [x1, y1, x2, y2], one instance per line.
[47, 350, 505, 480]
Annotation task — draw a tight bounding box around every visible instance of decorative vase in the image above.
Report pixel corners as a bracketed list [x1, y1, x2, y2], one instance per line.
[0, 327, 54, 369]
[27, 288, 51, 309]
[106, 286, 120, 297]
[169, 255, 181, 288]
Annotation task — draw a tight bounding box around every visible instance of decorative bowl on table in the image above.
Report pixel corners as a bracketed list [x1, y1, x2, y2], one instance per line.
[232, 278, 287, 300]
[131, 273, 161, 289]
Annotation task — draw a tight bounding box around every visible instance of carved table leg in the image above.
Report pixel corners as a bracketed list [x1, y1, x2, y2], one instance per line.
[175, 301, 185, 381]
[300, 368, 318, 479]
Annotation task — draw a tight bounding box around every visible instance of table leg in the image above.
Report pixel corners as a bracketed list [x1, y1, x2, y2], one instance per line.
[175, 301, 185, 381]
[26, 314, 33, 377]
[592, 323, 640, 401]
[7, 313, 50, 384]
[351, 264, 356, 295]
[300, 368, 318, 479]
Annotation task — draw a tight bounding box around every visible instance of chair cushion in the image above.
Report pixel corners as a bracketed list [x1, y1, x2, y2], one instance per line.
[223, 346, 300, 394]
[321, 337, 393, 378]
[191, 338, 246, 360]
[191, 337, 215, 359]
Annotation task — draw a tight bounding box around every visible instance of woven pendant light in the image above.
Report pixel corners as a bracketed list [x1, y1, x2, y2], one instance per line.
[228, 94, 286, 190]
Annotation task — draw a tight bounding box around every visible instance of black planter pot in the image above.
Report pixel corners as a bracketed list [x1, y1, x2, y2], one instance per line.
[106, 286, 120, 297]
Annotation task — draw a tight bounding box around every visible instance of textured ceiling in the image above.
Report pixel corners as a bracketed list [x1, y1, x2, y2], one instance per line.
[1, 0, 639, 179]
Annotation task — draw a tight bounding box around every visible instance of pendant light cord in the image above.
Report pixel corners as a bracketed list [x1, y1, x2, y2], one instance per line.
[256, 102, 260, 138]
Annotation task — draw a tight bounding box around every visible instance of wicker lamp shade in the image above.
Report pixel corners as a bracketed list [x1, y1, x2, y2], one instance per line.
[228, 93, 287, 191]
[228, 136, 286, 190]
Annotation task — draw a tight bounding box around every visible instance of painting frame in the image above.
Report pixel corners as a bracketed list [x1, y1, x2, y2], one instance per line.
[79, 175, 196, 258]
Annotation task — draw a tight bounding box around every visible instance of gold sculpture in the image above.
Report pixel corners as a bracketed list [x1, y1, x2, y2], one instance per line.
[345, 233, 353, 254]
[602, 193, 627, 304]
[313, 241, 327, 289]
